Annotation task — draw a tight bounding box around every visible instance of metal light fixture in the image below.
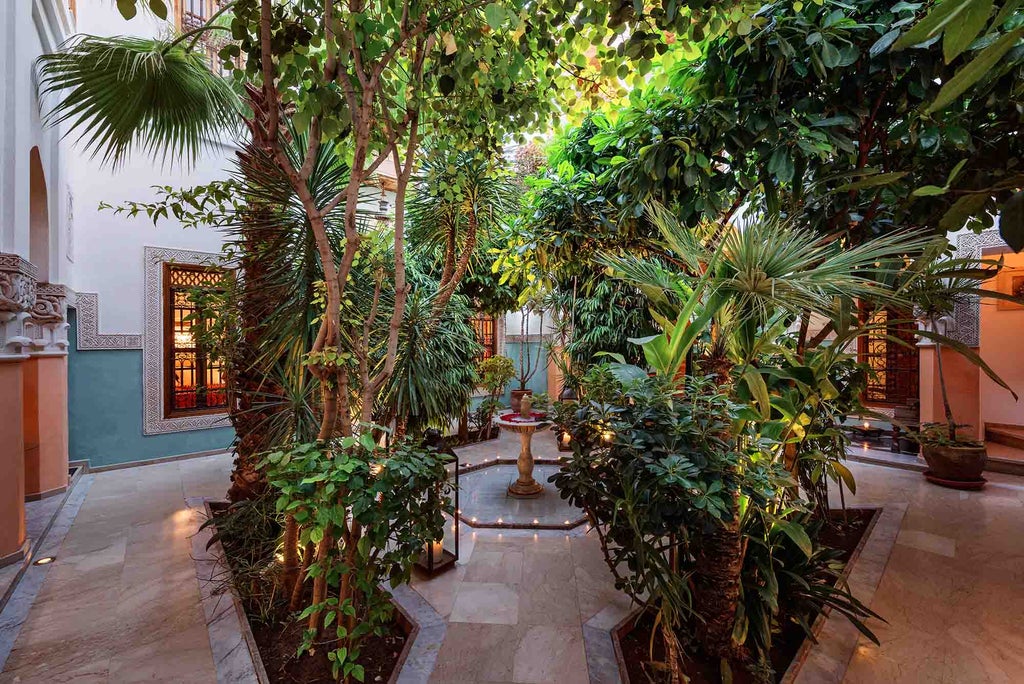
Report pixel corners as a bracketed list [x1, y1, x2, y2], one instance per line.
[415, 431, 460, 576]
[33, 556, 55, 566]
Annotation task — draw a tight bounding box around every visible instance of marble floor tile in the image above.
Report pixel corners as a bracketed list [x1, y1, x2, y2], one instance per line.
[511, 624, 589, 684]
[0, 454, 230, 683]
[449, 582, 520, 625]
[429, 622, 519, 682]
[895, 529, 957, 557]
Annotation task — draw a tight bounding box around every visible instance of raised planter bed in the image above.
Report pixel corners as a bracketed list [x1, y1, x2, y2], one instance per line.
[192, 500, 428, 684]
[444, 425, 499, 448]
[607, 506, 893, 684]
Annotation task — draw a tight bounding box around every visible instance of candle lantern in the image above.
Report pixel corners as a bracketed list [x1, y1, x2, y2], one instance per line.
[557, 429, 572, 452]
[415, 432, 460, 575]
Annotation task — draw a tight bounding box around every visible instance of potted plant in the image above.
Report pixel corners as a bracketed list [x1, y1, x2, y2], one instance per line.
[474, 355, 515, 441]
[511, 306, 545, 411]
[904, 250, 1022, 487]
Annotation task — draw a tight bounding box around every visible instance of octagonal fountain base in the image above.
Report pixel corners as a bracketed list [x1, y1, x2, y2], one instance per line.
[455, 461, 587, 530]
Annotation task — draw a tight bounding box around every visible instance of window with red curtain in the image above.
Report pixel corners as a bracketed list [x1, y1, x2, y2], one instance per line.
[164, 264, 228, 417]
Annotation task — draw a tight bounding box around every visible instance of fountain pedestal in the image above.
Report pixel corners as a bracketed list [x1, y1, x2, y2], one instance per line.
[494, 412, 549, 498]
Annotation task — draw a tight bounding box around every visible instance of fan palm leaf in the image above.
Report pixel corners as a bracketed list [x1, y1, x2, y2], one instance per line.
[37, 35, 241, 167]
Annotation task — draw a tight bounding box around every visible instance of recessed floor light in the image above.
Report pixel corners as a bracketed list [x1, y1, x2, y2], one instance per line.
[33, 556, 55, 566]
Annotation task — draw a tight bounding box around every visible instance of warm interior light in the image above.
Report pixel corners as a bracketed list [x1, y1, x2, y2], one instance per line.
[863, 421, 870, 429]
[33, 556, 55, 566]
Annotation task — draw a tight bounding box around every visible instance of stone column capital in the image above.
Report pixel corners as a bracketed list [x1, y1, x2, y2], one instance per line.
[26, 283, 71, 355]
[0, 253, 37, 359]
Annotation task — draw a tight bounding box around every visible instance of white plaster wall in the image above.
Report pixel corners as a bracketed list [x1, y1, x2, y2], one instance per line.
[69, 143, 233, 333]
[0, 0, 72, 274]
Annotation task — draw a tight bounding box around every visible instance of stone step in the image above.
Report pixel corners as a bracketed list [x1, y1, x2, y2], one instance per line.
[985, 423, 1024, 450]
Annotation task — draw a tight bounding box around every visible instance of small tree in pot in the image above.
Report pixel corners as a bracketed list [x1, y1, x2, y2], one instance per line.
[474, 355, 515, 441]
[511, 305, 546, 411]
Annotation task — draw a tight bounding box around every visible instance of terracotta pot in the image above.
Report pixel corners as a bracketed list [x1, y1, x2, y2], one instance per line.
[921, 443, 987, 481]
[510, 389, 532, 413]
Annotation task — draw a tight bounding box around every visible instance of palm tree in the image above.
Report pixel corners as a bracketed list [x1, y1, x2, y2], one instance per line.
[599, 203, 938, 659]
[37, 34, 240, 167]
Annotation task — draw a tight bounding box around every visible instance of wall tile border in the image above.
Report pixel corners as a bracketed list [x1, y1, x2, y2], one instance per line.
[74, 292, 143, 350]
[143, 246, 230, 435]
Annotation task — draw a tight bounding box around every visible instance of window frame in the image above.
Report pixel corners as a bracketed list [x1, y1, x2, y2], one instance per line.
[470, 310, 498, 360]
[857, 304, 920, 408]
[162, 263, 228, 419]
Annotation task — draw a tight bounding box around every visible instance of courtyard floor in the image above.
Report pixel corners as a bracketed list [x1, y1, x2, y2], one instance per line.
[1, 431, 1022, 683]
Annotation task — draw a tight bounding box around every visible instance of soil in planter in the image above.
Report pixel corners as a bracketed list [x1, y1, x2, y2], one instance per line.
[619, 508, 876, 684]
[210, 503, 408, 684]
[250, 615, 406, 684]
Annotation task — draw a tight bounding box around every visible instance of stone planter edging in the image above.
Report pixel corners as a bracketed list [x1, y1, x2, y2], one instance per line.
[191, 498, 444, 684]
[582, 503, 906, 684]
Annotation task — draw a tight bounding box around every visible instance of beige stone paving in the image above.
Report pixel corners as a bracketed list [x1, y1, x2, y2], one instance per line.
[0, 454, 231, 684]
[3, 432, 1024, 684]
[838, 462, 1024, 684]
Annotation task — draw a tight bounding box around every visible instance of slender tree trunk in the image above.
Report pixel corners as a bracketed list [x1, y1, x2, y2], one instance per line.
[290, 541, 315, 611]
[933, 318, 957, 442]
[307, 531, 333, 634]
[693, 483, 747, 661]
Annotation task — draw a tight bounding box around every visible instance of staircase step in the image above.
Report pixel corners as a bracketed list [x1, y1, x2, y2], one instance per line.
[985, 424, 1024, 451]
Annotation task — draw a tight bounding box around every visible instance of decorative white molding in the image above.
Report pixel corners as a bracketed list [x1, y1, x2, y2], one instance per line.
[25, 282, 70, 355]
[143, 246, 230, 435]
[0, 254, 37, 358]
[75, 292, 143, 350]
[953, 228, 1010, 348]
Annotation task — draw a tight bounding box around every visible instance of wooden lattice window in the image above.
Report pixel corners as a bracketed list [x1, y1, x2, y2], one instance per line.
[164, 264, 227, 417]
[858, 306, 919, 407]
[470, 311, 497, 360]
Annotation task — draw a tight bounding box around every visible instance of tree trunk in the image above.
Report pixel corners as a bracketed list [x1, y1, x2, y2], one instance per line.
[693, 483, 747, 661]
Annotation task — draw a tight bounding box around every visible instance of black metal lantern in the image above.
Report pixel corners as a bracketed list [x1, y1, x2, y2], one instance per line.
[415, 430, 459, 575]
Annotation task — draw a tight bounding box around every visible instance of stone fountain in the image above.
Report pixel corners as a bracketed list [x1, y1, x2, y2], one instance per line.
[493, 395, 550, 497]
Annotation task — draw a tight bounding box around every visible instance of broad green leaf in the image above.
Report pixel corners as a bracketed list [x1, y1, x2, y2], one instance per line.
[869, 28, 901, 57]
[742, 367, 771, 420]
[776, 520, 813, 558]
[928, 27, 1024, 112]
[148, 0, 168, 20]
[833, 461, 857, 494]
[835, 171, 908, 192]
[1000, 189, 1024, 252]
[911, 185, 948, 197]
[894, 0, 971, 49]
[943, 0, 994, 62]
[116, 0, 138, 20]
[484, 3, 506, 30]
[939, 194, 988, 232]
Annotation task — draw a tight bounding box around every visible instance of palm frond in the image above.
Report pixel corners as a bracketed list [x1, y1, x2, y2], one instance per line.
[37, 35, 241, 167]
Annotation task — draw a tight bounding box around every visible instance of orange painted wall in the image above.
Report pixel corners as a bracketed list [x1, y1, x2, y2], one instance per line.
[0, 361, 27, 561]
[919, 345, 981, 440]
[23, 355, 69, 498]
[979, 251, 1024, 428]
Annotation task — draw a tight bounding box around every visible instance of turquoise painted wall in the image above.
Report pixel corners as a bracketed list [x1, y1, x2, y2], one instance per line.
[67, 309, 235, 468]
[466, 341, 549, 411]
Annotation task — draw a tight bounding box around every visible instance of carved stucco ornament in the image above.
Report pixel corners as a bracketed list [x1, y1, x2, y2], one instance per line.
[26, 283, 70, 354]
[0, 254, 37, 357]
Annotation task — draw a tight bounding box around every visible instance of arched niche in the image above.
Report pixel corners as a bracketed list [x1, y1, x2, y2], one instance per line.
[29, 147, 50, 282]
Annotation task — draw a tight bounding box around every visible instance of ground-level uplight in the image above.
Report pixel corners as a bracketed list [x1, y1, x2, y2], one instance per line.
[33, 556, 55, 566]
